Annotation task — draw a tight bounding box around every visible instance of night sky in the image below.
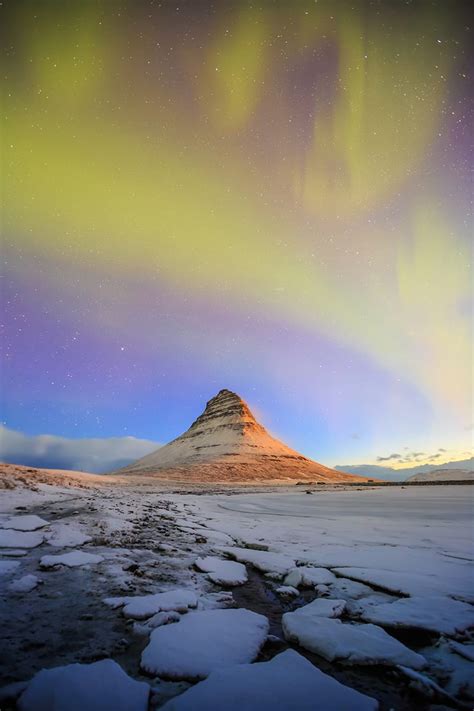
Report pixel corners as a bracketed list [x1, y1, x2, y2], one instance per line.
[1, 0, 472, 472]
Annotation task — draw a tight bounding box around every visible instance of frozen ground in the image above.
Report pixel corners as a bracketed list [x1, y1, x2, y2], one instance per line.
[0, 482, 473, 710]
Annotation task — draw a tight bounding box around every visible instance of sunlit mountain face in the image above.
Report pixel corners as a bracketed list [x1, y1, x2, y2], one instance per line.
[1, 0, 472, 469]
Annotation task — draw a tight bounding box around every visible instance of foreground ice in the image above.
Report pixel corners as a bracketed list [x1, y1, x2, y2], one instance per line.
[223, 547, 294, 577]
[288, 597, 346, 618]
[1, 515, 50, 531]
[284, 566, 336, 587]
[106, 589, 198, 619]
[0, 529, 44, 548]
[421, 639, 474, 699]
[0, 559, 20, 575]
[141, 608, 269, 679]
[45, 523, 91, 548]
[161, 649, 378, 711]
[332, 566, 474, 602]
[282, 614, 426, 669]
[2, 482, 472, 707]
[9, 574, 41, 592]
[133, 610, 181, 636]
[17, 659, 149, 711]
[360, 595, 474, 635]
[39, 551, 104, 568]
[195, 556, 247, 586]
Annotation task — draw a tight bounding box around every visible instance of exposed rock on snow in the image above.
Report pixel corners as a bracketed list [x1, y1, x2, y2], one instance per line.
[284, 566, 336, 587]
[0, 529, 44, 548]
[17, 659, 149, 711]
[276, 585, 299, 597]
[282, 614, 426, 668]
[39, 551, 104, 568]
[360, 595, 474, 635]
[106, 589, 198, 619]
[195, 556, 247, 586]
[160, 649, 378, 711]
[9, 574, 41, 592]
[141, 608, 269, 679]
[1, 515, 49, 531]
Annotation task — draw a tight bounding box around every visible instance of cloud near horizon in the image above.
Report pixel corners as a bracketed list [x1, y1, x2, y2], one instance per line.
[376, 453, 401, 462]
[0, 426, 160, 473]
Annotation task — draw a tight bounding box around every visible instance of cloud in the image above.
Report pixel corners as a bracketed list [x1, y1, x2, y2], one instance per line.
[0, 426, 160, 473]
[438, 447, 446, 452]
[376, 453, 401, 461]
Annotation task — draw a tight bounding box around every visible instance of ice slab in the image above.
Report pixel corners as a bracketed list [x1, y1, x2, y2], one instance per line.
[17, 659, 149, 711]
[284, 566, 336, 587]
[333, 566, 474, 602]
[39, 551, 104, 568]
[291, 597, 346, 618]
[360, 595, 474, 635]
[0, 530, 44, 548]
[141, 608, 269, 679]
[195, 556, 247, 586]
[1, 515, 49, 531]
[133, 611, 181, 636]
[224, 547, 294, 577]
[45, 523, 91, 548]
[160, 649, 378, 711]
[282, 614, 426, 669]
[9, 574, 40, 592]
[107, 589, 198, 619]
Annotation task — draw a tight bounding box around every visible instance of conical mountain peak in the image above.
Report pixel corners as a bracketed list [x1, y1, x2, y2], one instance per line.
[189, 389, 259, 434]
[117, 389, 371, 484]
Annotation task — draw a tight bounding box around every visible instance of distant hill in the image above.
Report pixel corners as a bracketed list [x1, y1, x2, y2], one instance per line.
[335, 457, 473, 482]
[407, 467, 474, 483]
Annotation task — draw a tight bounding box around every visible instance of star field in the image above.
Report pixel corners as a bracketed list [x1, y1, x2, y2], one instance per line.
[1, 0, 472, 468]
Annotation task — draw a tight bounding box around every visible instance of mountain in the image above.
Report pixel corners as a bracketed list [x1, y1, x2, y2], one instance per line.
[406, 467, 474, 483]
[335, 457, 474, 482]
[116, 389, 371, 483]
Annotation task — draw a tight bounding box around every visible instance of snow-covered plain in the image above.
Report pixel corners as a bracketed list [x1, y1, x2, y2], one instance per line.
[0, 482, 473, 709]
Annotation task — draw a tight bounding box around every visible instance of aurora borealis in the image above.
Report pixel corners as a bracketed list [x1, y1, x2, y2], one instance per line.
[1, 0, 472, 470]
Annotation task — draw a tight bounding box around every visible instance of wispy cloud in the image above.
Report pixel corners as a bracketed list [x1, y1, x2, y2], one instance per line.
[376, 453, 401, 462]
[0, 426, 160, 473]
